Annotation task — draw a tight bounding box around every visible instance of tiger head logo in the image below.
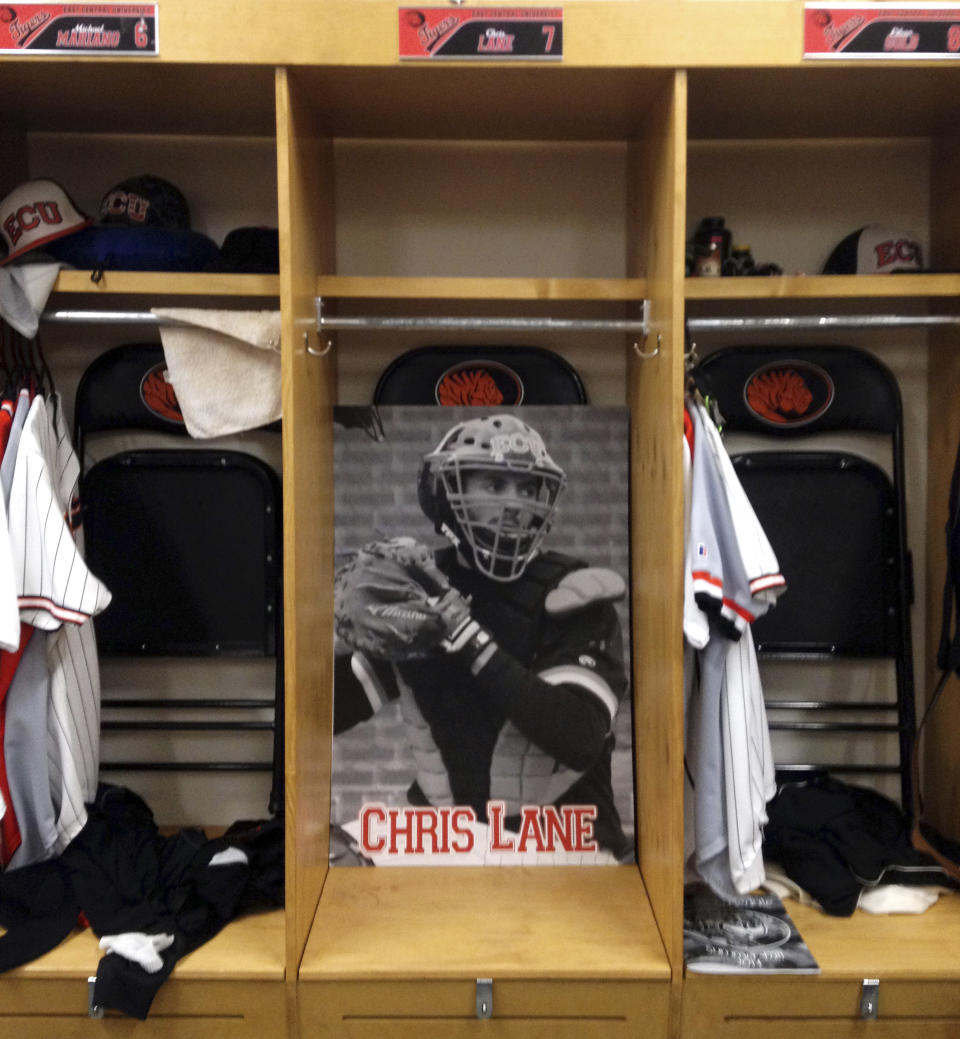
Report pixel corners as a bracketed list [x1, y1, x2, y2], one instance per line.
[744, 361, 834, 427]
[435, 360, 524, 406]
[140, 364, 184, 424]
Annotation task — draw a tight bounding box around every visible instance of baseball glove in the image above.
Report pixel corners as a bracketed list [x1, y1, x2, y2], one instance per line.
[334, 537, 471, 661]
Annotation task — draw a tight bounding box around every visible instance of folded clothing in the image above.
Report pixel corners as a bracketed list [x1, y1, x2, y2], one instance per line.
[763, 775, 960, 916]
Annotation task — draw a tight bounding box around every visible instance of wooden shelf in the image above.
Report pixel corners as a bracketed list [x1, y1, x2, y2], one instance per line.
[301, 866, 669, 982]
[779, 898, 960, 981]
[685, 274, 960, 301]
[316, 276, 646, 302]
[7, 910, 285, 982]
[681, 899, 960, 1035]
[53, 271, 280, 298]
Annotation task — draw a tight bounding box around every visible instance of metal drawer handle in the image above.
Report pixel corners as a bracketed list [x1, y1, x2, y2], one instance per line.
[476, 978, 493, 1020]
[860, 978, 879, 1020]
[88, 977, 104, 1018]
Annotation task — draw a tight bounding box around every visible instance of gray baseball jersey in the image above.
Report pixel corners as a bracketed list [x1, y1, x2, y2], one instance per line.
[4, 631, 57, 869]
[684, 399, 782, 898]
[47, 393, 103, 851]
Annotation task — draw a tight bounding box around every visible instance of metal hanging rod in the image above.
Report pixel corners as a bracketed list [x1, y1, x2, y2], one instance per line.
[317, 314, 652, 333]
[38, 305, 960, 335]
[315, 297, 651, 335]
[42, 309, 172, 325]
[687, 314, 960, 333]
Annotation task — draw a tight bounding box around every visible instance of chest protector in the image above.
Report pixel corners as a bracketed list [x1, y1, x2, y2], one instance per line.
[396, 551, 588, 813]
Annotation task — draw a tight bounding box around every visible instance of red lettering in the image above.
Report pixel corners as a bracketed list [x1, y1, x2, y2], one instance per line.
[35, 201, 62, 224]
[3, 214, 21, 245]
[486, 800, 515, 851]
[4, 200, 64, 249]
[413, 808, 436, 853]
[387, 808, 414, 855]
[103, 191, 127, 218]
[517, 806, 548, 852]
[126, 194, 150, 223]
[875, 238, 918, 270]
[360, 804, 478, 856]
[451, 807, 476, 853]
[569, 805, 598, 852]
[359, 804, 386, 853]
[541, 804, 575, 852]
[16, 204, 40, 233]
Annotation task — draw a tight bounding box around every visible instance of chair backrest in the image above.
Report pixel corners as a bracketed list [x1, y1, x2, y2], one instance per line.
[694, 344, 902, 437]
[82, 448, 280, 656]
[374, 345, 587, 405]
[733, 451, 900, 657]
[75, 342, 284, 816]
[693, 345, 916, 811]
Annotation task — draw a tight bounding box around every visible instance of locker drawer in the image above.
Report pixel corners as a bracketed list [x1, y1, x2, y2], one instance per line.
[299, 867, 672, 1036]
[0, 912, 287, 1038]
[682, 976, 960, 1039]
[299, 977, 670, 1038]
[0, 978, 288, 1039]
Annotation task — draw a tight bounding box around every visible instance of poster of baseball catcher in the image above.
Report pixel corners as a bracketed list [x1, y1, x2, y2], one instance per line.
[331, 406, 634, 865]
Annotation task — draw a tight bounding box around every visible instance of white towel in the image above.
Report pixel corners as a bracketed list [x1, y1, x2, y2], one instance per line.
[0, 262, 62, 338]
[151, 308, 282, 438]
[99, 932, 175, 973]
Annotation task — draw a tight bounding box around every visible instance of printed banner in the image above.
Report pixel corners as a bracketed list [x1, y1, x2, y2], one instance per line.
[0, 3, 157, 55]
[399, 7, 562, 60]
[331, 405, 634, 866]
[804, 2, 960, 57]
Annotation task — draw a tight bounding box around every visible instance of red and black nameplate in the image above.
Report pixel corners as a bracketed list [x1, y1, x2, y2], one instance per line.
[0, 3, 157, 55]
[399, 7, 562, 60]
[805, 2, 960, 57]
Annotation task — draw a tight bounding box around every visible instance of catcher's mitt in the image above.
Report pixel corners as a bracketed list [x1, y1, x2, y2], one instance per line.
[334, 537, 470, 660]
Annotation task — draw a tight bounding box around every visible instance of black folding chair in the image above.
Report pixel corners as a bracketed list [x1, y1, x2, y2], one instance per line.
[693, 345, 916, 814]
[74, 343, 284, 816]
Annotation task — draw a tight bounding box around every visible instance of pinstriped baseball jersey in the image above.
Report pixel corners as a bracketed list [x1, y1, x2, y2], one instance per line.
[46, 394, 102, 850]
[684, 399, 781, 899]
[9, 394, 111, 628]
[1, 393, 111, 865]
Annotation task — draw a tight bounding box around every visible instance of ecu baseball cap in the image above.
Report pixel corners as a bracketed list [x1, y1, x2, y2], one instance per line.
[45, 173, 221, 273]
[823, 225, 924, 275]
[98, 174, 192, 230]
[0, 178, 91, 265]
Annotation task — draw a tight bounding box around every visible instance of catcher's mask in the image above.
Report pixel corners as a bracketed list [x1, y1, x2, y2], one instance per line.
[417, 414, 566, 582]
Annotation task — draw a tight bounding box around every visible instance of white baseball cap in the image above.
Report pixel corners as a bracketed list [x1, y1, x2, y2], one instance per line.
[0, 178, 91, 265]
[823, 225, 923, 275]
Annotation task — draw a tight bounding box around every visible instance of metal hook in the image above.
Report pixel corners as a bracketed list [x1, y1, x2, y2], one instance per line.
[634, 333, 661, 359]
[305, 331, 333, 358]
